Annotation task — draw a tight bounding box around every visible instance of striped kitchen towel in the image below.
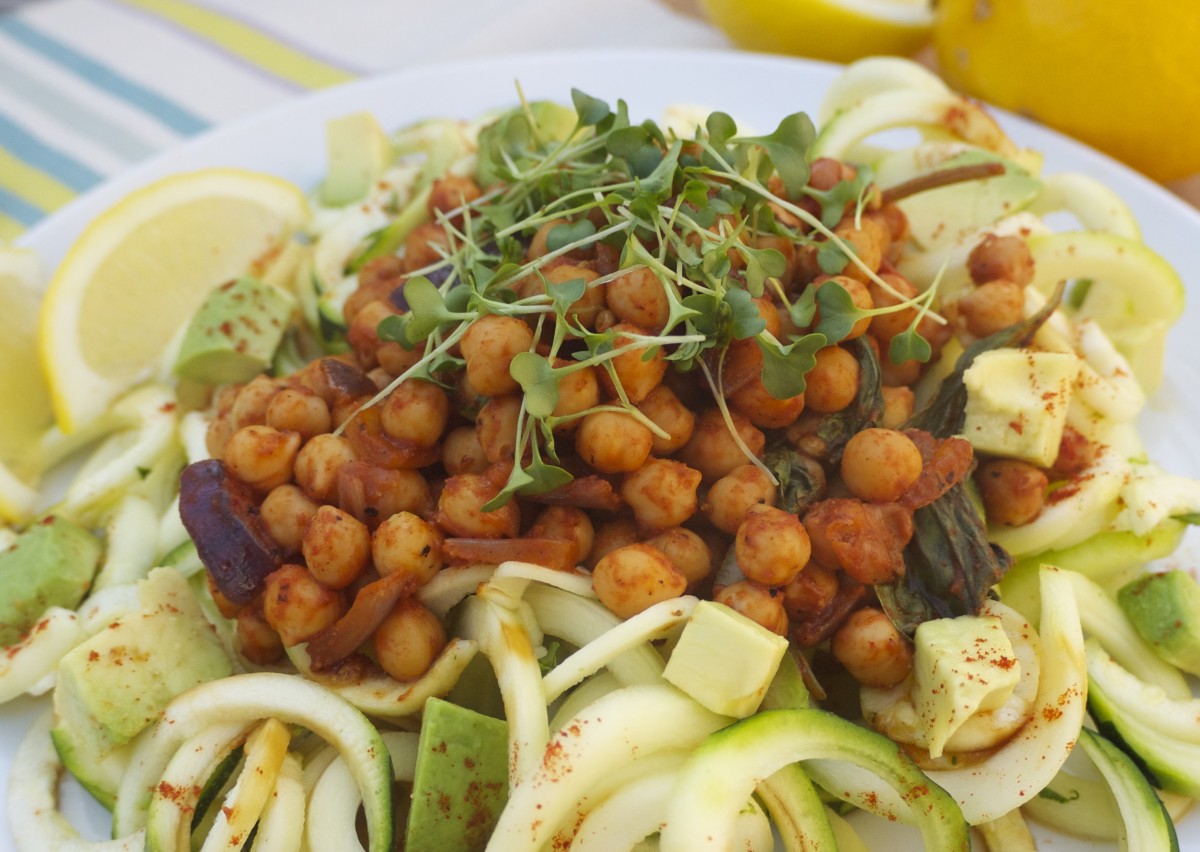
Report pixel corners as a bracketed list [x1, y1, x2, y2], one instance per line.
[0, 0, 726, 241]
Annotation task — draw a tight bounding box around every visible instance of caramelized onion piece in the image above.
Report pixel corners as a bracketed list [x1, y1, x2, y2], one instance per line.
[521, 475, 624, 512]
[442, 537, 577, 571]
[899, 430, 974, 511]
[179, 459, 287, 605]
[344, 405, 441, 471]
[306, 570, 414, 670]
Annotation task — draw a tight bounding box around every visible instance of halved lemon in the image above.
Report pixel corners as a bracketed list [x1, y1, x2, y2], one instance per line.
[38, 169, 308, 433]
[0, 248, 51, 520]
[700, 0, 933, 64]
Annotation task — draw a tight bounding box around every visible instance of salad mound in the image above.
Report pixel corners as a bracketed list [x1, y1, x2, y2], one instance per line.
[3, 57, 1199, 851]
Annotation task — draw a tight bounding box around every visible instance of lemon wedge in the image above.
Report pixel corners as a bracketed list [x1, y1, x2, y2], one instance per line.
[38, 169, 308, 433]
[700, 0, 933, 64]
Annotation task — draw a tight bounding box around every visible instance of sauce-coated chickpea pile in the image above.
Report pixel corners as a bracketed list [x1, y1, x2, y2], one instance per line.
[202, 159, 1076, 692]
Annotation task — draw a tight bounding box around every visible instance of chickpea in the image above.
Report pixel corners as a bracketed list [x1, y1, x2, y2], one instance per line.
[373, 598, 447, 682]
[260, 484, 320, 551]
[976, 459, 1048, 526]
[804, 346, 860, 414]
[702, 464, 777, 534]
[831, 607, 913, 688]
[728, 375, 805, 430]
[403, 222, 450, 272]
[782, 563, 839, 619]
[526, 218, 570, 261]
[587, 518, 643, 569]
[427, 175, 481, 223]
[223, 425, 301, 492]
[372, 511, 444, 587]
[301, 505, 371, 590]
[955, 280, 1025, 338]
[377, 339, 425, 379]
[261, 564, 345, 647]
[636, 384, 695, 456]
[620, 458, 702, 532]
[713, 581, 788, 635]
[735, 504, 812, 588]
[230, 375, 283, 430]
[528, 506, 595, 567]
[380, 378, 450, 448]
[436, 473, 520, 538]
[266, 388, 332, 441]
[459, 314, 535, 397]
[294, 433, 359, 502]
[442, 425, 489, 475]
[475, 394, 522, 464]
[346, 299, 396, 369]
[206, 572, 241, 620]
[344, 255, 403, 325]
[606, 266, 669, 332]
[643, 527, 712, 587]
[677, 408, 765, 481]
[880, 386, 915, 430]
[236, 603, 284, 665]
[808, 157, 847, 192]
[867, 273, 919, 346]
[597, 323, 667, 405]
[575, 410, 653, 474]
[832, 215, 887, 284]
[840, 428, 923, 504]
[551, 362, 600, 428]
[592, 543, 687, 619]
[967, 233, 1034, 287]
[816, 276, 874, 340]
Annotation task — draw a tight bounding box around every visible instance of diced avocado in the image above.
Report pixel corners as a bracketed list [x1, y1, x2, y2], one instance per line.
[1118, 569, 1200, 676]
[52, 567, 232, 805]
[961, 349, 1080, 467]
[662, 600, 789, 718]
[173, 276, 295, 385]
[0, 515, 100, 645]
[911, 614, 1021, 759]
[405, 697, 508, 852]
[320, 111, 393, 206]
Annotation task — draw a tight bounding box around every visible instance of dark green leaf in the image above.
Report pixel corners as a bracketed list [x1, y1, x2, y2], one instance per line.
[816, 335, 883, 464]
[763, 444, 824, 515]
[905, 282, 1065, 438]
[877, 481, 1014, 636]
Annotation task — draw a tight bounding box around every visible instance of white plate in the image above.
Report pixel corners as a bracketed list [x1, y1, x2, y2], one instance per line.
[5, 48, 1199, 850]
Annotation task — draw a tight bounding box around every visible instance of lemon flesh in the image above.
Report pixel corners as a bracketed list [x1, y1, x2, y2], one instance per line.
[701, 0, 933, 64]
[935, 0, 1200, 182]
[38, 169, 308, 433]
[0, 249, 54, 462]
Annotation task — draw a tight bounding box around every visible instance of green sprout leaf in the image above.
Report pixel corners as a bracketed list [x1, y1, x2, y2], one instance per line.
[724, 287, 767, 339]
[757, 332, 826, 399]
[571, 89, 611, 127]
[816, 242, 850, 275]
[805, 164, 875, 229]
[737, 112, 815, 198]
[546, 219, 597, 254]
[509, 351, 562, 418]
[739, 244, 787, 297]
[813, 280, 863, 343]
[706, 111, 738, 147]
[888, 327, 932, 365]
[789, 284, 817, 328]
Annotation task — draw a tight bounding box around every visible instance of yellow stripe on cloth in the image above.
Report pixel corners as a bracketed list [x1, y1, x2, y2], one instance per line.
[117, 0, 356, 90]
[0, 148, 77, 217]
[0, 212, 26, 242]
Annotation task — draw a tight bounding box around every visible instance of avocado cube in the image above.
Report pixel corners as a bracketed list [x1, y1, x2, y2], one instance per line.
[0, 515, 100, 645]
[1118, 569, 1200, 676]
[405, 697, 509, 852]
[173, 276, 295, 385]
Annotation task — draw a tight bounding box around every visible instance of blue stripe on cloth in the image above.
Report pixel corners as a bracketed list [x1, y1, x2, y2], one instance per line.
[0, 54, 159, 162]
[0, 184, 47, 227]
[0, 113, 102, 193]
[0, 16, 211, 136]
